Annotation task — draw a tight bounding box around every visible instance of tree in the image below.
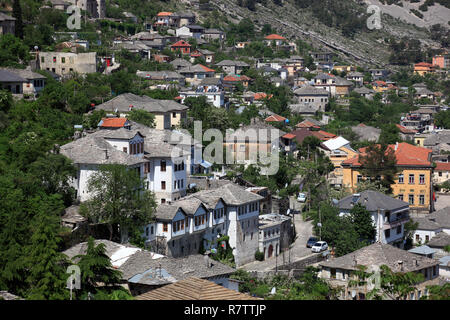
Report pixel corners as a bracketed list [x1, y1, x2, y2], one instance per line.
[377, 264, 425, 300]
[359, 143, 399, 194]
[425, 283, 450, 300]
[128, 109, 155, 128]
[379, 124, 400, 145]
[12, 0, 24, 39]
[25, 195, 69, 300]
[349, 203, 376, 243]
[81, 164, 156, 244]
[74, 237, 123, 299]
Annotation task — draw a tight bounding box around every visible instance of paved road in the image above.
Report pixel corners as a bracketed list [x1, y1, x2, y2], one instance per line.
[240, 214, 314, 272]
[434, 193, 450, 211]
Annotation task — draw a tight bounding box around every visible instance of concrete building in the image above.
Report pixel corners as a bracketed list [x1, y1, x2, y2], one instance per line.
[337, 190, 410, 247]
[38, 51, 97, 76]
[94, 93, 188, 130]
[215, 60, 249, 75]
[319, 243, 440, 300]
[179, 77, 224, 108]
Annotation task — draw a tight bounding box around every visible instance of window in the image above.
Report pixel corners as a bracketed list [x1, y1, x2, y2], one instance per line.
[145, 227, 149, 237]
[398, 194, 403, 201]
[161, 160, 166, 172]
[53, 56, 56, 63]
[61, 57, 65, 63]
[41, 56, 45, 63]
[150, 226, 154, 234]
[330, 268, 336, 279]
[396, 225, 402, 234]
[398, 174, 404, 184]
[416, 234, 420, 242]
[409, 174, 415, 184]
[161, 198, 166, 204]
[419, 174, 425, 185]
[144, 162, 150, 174]
[425, 235, 429, 242]
[123, 147, 128, 153]
[439, 172, 442, 177]
[173, 112, 177, 118]
[433, 266, 437, 276]
[357, 175, 363, 183]
[385, 229, 391, 239]
[419, 195, 425, 205]
[409, 194, 414, 205]
[161, 181, 166, 190]
[163, 223, 168, 232]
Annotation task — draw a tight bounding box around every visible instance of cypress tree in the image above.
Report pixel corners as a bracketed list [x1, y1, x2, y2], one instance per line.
[12, 0, 24, 39]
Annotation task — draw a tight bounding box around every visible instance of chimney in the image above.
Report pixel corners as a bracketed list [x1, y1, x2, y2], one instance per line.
[104, 149, 109, 160]
[395, 142, 399, 151]
[398, 260, 404, 272]
[353, 256, 357, 267]
[204, 254, 212, 268]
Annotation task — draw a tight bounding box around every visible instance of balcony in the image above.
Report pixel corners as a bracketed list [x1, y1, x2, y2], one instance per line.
[383, 215, 409, 230]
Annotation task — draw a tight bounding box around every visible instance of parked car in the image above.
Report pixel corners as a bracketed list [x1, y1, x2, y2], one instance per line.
[311, 241, 328, 253]
[306, 236, 318, 248]
[297, 192, 307, 202]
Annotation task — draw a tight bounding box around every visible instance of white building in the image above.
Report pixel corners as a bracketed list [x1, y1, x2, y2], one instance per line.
[258, 214, 292, 260]
[144, 183, 264, 267]
[60, 128, 189, 204]
[0, 67, 46, 97]
[179, 77, 224, 108]
[337, 190, 410, 248]
[412, 206, 450, 245]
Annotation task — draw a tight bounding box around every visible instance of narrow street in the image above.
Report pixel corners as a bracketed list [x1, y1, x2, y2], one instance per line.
[241, 212, 315, 272]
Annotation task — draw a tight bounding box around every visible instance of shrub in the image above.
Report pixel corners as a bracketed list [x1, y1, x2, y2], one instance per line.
[255, 250, 265, 261]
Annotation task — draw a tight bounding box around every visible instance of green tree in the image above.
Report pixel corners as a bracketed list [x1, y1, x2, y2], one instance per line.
[349, 203, 376, 243]
[379, 123, 400, 145]
[80, 164, 156, 244]
[359, 143, 399, 194]
[74, 237, 123, 299]
[128, 109, 155, 128]
[12, 0, 24, 39]
[25, 195, 69, 300]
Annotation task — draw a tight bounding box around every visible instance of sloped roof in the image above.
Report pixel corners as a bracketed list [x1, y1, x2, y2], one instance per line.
[396, 124, 417, 134]
[178, 64, 215, 74]
[408, 245, 436, 256]
[0, 12, 15, 21]
[337, 190, 409, 212]
[427, 232, 450, 248]
[320, 243, 439, 272]
[323, 136, 351, 151]
[294, 85, 329, 96]
[265, 34, 286, 40]
[265, 114, 286, 122]
[215, 60, 249, 67]
[135, 277, 258, 300]
[342, 143, 432, 167]
[170, 58, 192, 68]
[0, 69, 26, 83]
[435, 162, 450, 171]
[95, 93, 187, 113]
[171, 40, 191, 47]
[99, 118, 129, 128]
[0, 67, 46, 80]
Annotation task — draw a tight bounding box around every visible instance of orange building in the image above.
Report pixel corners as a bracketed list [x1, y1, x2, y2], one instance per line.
[170, 40, 191, 55]
[432, 55, 449, 69]
[342, 142, 434, 213]
[414, 62, 435, 76]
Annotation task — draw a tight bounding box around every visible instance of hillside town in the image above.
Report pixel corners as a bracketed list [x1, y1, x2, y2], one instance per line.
[0, 0, 449, 302]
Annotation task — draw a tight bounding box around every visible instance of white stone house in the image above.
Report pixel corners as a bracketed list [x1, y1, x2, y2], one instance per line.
[412, 206, 450, 245]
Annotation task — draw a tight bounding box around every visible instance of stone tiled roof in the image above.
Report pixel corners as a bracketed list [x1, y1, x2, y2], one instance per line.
[0, 69, 26, 83]
[95, 93, 188, 113]
[154, 204, 185, 221]
[225, 121, 286, 142]
[63, 240, 142, 263]
[337, 190, 409, 212]
[294, 85, 329, 96]
[170, 58, 192, 68]
[320, 243, 439, 272]
[215, 60, 249, 67]
[119, 253, 236, 283]
[350, 123, 380, 142]
[60, 135, 148, 166]
[135, 277, 258, 300]
[427, 232, 450, 248]
[0, 67, 46, 80]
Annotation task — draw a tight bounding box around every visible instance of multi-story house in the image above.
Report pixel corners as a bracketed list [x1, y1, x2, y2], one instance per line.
[293, 85, 330, 112]
[414, 62, 435, 76]
[412, 207, 450, 245]
[170, 40, 192, 55]
[319, 243, 440, 300]
[143, 183, 264, 267]
[202, 29, 225, 42]
[346, 72, 364, 87]
[433, 162, 450, 185]
[369, 69, 390, 80]
[177, 64, 215, 86]
[264, 34, 286, 46]
[258, 214, 294, 260]
[0, 67, 46, 97]
[336, 190, 410, 247]
[176, 25, 204, 39]
[60, 128, 189, 204]
[0, 69, 26, 94]
[342, 142, 434, 214]
[400, 113, 432, 133]
[94, 93, 188, 130]
[179, 77, 224, 108]
[322, 136, 357, 187]
[432, 54, 450, 69]
[313, 73, 353, 97]
[215, 60, 250, 75]
[38, 51, 97, 76]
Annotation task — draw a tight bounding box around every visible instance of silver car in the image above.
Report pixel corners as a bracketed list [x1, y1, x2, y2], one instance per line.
[311, 241, 328, 253]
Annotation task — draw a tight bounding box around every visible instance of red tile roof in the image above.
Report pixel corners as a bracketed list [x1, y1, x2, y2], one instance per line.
[314, 130, 337, 141]
[415, 62, 433, 67]
[265, 114, 287, 122]
[435, 162, 450, 171]
[100, 118, 128, 128]
[396, 124, 417, 134]
[342, 143, 432, 167]
[254, 92, 273, 100]
[296, 120, 321, 129]
[282, 133, 296, 139]
[198, 64, 215, 72]
[171, 40, 191, 47]
[157, 12, 173, 16]
[265, 34, 286, 40]
[223, 75, 240, 82]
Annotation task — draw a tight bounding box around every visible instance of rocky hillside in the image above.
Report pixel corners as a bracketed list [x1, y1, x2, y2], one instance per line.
[203, 0, 446, 67]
